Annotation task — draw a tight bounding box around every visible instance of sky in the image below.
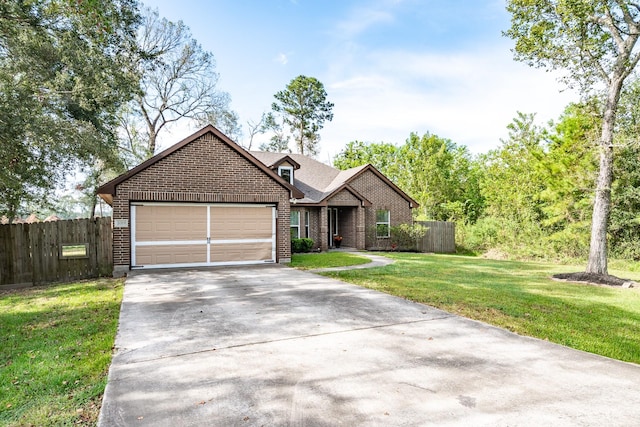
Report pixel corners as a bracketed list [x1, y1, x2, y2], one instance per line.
[142, 0, 580, 162]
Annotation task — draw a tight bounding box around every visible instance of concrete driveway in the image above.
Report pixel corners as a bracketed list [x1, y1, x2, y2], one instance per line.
[99, 265, 640, 426]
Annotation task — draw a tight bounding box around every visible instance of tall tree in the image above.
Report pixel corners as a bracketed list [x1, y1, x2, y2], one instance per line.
[271, 75, 334, 156]
[0, 0, 140, 220]
[400, 133, 477, 221]
[333, 141, 402, 183]
[334, 136, 481, 223]
[610, 78, 640, 259]
[505, 0, 640, 274]
[258, 113, 291, 153]
[539, 102, 600, 256]
[480, 113, 546, 225]
[122, 8, 235, 162]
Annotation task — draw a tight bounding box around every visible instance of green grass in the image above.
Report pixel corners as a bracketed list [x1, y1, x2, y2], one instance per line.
[0, 278, 124, 426]
[317, 252, 640, 364]
[289, 251, 372, 269]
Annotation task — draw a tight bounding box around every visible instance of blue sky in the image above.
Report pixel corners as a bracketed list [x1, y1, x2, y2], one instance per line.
[143, 0, 579, 161]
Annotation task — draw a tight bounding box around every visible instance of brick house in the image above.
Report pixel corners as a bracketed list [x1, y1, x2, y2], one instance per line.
[250, 151, 418, 252]
[97, 125, 418, 275]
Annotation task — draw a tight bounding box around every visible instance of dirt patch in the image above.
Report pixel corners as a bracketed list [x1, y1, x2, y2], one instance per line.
[553, 272, 637, 288]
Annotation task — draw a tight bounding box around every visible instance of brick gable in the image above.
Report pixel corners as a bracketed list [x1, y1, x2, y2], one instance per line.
[348, 169, 413, 248]
[108, 131, 291, 274]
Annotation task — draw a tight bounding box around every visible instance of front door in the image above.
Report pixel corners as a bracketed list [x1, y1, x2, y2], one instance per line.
[328, 208, 339, 247]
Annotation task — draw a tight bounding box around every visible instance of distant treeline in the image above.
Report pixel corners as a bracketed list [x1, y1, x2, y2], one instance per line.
[334, 96, 640, 262]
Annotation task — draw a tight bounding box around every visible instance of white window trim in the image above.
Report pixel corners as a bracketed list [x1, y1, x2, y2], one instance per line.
[278, 166, 294, 184]
[304, 211, 310, 238]
[376, 209, 390, 238]
[290, 210, 300, 239]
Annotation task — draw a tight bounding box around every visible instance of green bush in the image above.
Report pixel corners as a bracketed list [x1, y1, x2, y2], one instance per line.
[292, 238, 314, 253]
[367, 223, 428, 251]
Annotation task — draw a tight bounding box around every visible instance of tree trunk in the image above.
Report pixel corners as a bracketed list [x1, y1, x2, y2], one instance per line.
[148, 127, 157, 156]
[587, 145, 613, 274]
[90, 194, 97, 219]
[586, 77, 624, 275]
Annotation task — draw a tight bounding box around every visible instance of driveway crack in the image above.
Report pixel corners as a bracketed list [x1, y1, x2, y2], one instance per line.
[124, 314, 453, 364]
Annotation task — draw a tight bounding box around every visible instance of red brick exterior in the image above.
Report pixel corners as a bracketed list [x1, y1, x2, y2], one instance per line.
[348, 170, 413, 249]
[290, 171, 413, 252]
[110, 132, 291, 274]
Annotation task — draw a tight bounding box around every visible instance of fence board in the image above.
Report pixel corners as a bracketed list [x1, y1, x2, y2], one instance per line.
[416, 221, 456, 253]
[0, 218, 112, 287]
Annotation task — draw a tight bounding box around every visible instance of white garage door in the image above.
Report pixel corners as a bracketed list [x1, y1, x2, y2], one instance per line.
[131, 203, 276, 269]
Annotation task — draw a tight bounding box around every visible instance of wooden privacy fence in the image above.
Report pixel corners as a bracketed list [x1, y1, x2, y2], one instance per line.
[416, 221, 456, 253]
[0, 218, 112, 287]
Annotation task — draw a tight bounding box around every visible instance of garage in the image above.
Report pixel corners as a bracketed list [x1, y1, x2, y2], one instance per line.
[131, 203, 276, 268]
[96, 125, 304, 276]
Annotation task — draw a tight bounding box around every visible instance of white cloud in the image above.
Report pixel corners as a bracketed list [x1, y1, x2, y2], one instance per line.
[274, 52, 289, 65]
[335, 2, 397, 38]
[318, 45, 579, 159]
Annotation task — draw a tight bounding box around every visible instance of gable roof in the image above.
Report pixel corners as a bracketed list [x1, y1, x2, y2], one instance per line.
[250, 151, 419, 208]
[97, 125, 304, 205]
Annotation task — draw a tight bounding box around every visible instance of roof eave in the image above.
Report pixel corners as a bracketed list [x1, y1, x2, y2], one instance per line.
[346, 164, 420, 209]
[95, 125, 303, 202]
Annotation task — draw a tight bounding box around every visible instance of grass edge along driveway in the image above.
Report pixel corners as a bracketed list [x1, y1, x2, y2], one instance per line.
[302, 252, 640, 365]
[0, 278, 124, 426]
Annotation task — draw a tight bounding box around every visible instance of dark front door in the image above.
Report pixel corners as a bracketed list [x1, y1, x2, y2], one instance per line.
[328, 208, 339, 247]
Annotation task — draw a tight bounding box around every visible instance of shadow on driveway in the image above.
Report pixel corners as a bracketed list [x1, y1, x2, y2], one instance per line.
[99, 265, 640, 426]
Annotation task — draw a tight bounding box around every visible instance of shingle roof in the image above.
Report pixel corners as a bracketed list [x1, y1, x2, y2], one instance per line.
[250, 152, 418, 208]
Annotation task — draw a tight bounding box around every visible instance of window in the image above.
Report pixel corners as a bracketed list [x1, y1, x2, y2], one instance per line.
[60, 243, 88, 259]
[376, 209, 390, 238]
[290, 211, 300, 239]
[278, 166, 294, 184]
[304, 211, 310, 238]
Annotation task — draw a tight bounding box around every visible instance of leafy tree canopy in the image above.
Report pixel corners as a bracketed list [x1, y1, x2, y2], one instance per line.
[271, 75, 334, 156]
[505, 0, 640, 274]
[0, 0, 140, 220]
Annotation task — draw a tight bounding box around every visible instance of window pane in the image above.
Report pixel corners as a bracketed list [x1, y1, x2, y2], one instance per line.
[290, 227, 299, 239]
[290, 211, 299, 226]
[376, 224, 389, 238]
[279, 166, 293, 184]
[376, 210, 389, 222]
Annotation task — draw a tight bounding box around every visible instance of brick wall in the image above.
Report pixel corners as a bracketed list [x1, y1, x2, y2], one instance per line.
[111, 132, 291, 272]
[349, 170, 413, 249]
[291, 207, 322, 250]
[327, 189, 360, 206]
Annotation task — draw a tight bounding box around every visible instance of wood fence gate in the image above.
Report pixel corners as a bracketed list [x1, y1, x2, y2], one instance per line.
[0, 218, 112, 287]
[416, 221, 456, 253]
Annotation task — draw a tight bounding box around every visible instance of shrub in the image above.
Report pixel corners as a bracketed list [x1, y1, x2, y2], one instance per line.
[367, 223, 428, 251]
[292, 238, 314, 253]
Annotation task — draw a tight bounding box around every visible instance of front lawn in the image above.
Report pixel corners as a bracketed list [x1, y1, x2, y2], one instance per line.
[0, 279, 124, 426]
[315, 252, 640, 364]
[289, 251, 371, 269]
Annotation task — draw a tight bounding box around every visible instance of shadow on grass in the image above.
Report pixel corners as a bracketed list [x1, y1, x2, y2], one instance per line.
[323, 253, 640, 364]
[0, 279, 123, 426]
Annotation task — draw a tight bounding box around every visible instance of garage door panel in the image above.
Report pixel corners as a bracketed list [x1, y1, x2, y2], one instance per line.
[211, 206, 272, 240]
[133, 203, 275, 268]
[136, 205, 206, 241]
[211, 242, 273, 263]
[135, 245, 207, 266]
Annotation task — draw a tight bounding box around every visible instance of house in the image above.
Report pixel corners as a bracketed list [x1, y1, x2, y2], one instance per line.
[250, 151, 418, 252]
[97, 125, 418, 276]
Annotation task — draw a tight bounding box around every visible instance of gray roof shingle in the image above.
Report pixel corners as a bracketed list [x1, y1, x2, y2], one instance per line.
[250, 151, 418, 208]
